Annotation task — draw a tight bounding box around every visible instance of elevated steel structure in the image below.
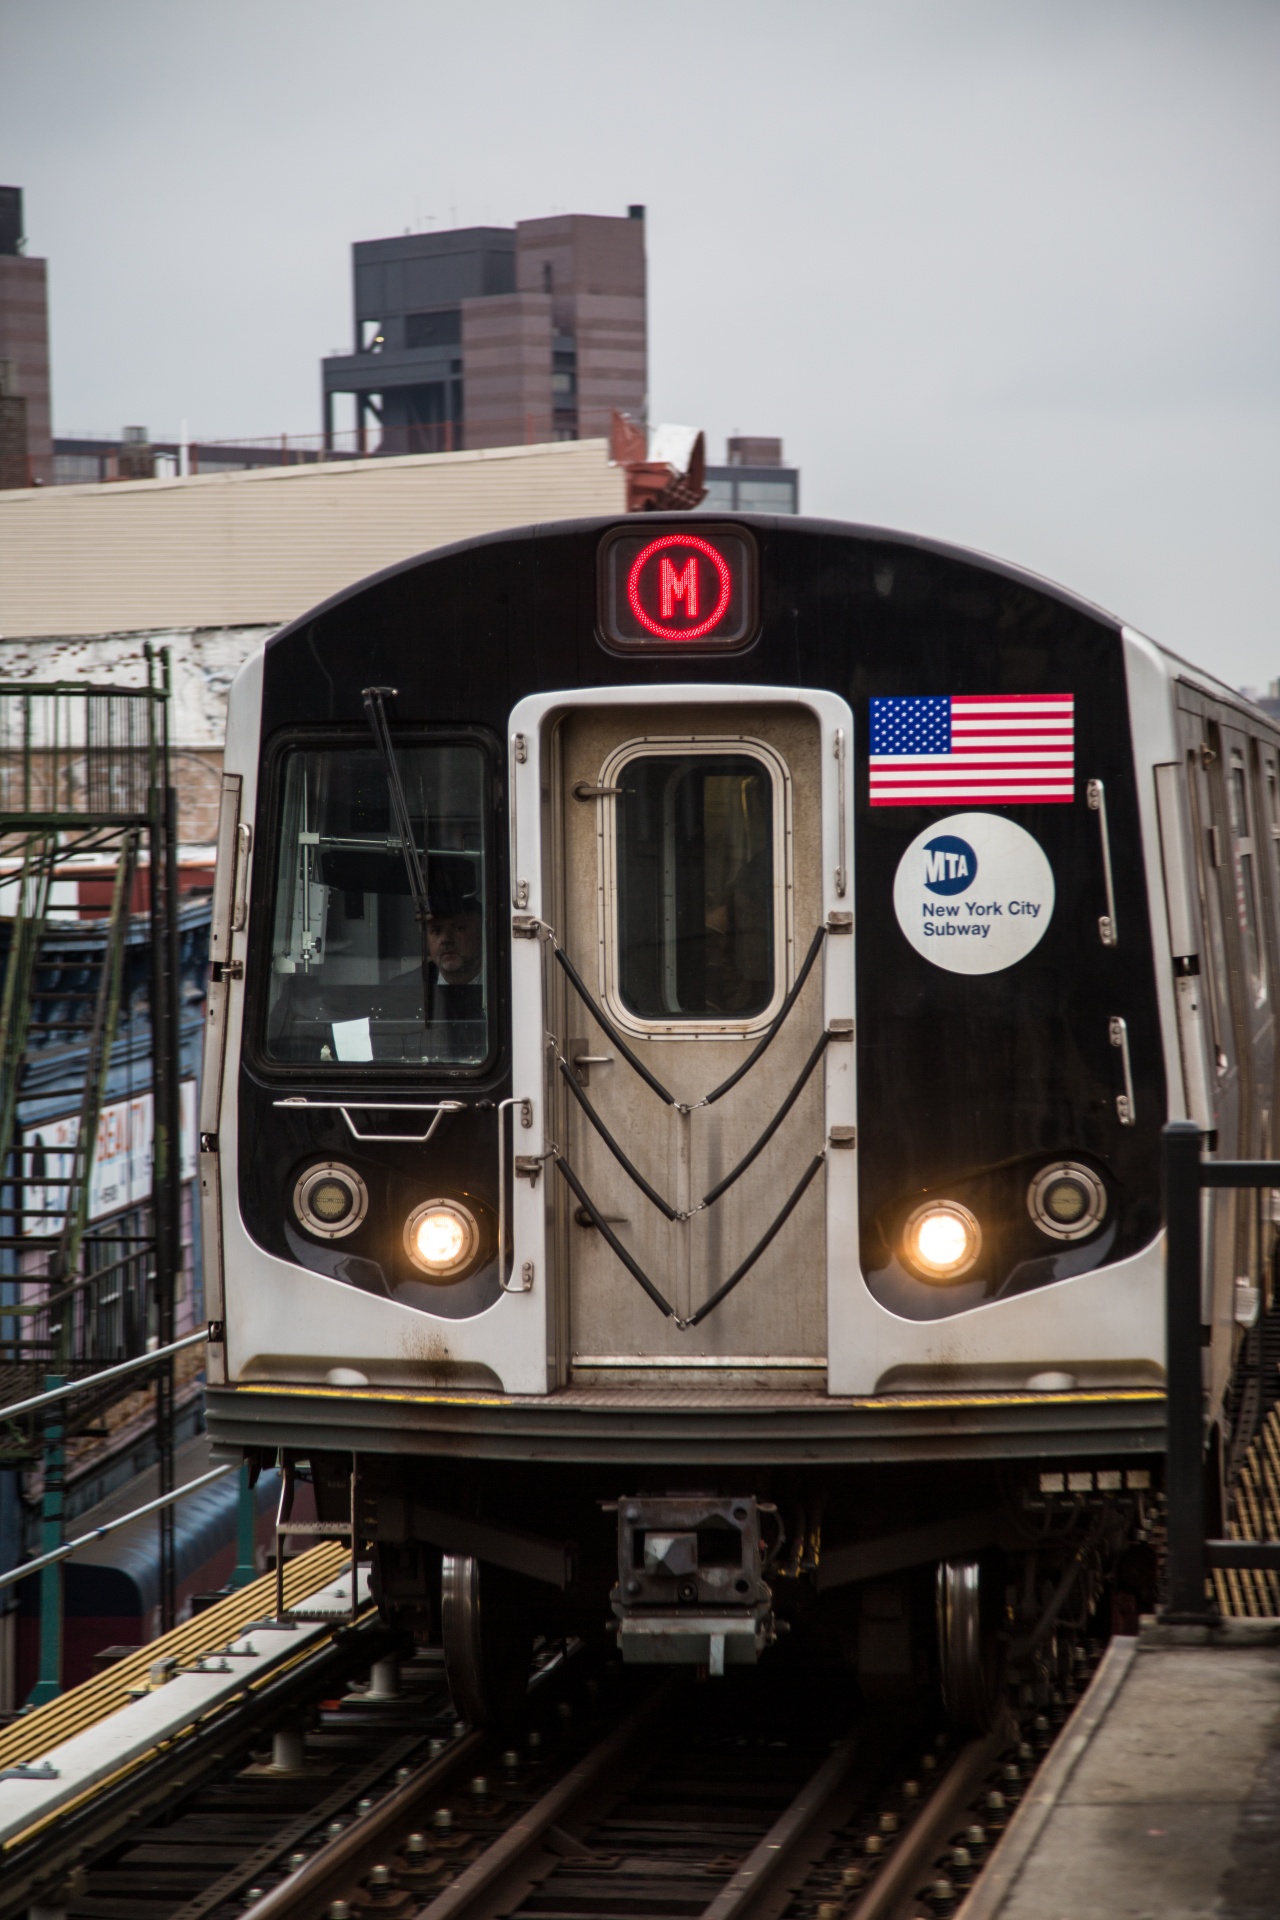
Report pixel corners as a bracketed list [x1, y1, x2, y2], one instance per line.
[0, 649, 184, 1698]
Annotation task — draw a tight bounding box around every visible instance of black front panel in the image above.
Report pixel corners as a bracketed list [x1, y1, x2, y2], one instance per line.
[241, 516, 1165, 1322]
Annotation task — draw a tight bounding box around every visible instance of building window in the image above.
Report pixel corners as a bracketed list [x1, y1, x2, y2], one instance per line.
[405, 309, 462, 351]
[736, 479, 798, 513]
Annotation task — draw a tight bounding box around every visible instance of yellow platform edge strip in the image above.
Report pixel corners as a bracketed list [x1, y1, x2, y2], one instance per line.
[2, 1590, 371, 1860]
[1215, 1402, 1280, 1619]
[0, 1539, 349, 1773]
[230, 1382, 1165, 1413]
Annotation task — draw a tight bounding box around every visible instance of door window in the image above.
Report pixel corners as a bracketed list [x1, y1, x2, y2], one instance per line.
[608, 746, 788, 1029]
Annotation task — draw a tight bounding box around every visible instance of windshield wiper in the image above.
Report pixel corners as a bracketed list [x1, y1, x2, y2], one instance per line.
[361, 686, 431, 957]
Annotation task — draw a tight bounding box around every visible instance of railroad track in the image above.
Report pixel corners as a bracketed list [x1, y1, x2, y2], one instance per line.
[3, 1553, 1105, 1920]
[138, 1649, 1095, 1920]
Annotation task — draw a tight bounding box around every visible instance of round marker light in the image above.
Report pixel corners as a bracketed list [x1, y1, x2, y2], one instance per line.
[404, 1199, 480, 1279]
[1028, 1163, 1106, 1241]
[294, 1163, 368, 1240]
[903, 1201, 982, 1281]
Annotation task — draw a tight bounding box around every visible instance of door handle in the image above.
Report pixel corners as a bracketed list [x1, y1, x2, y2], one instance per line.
[497, 1096, 534, 1292]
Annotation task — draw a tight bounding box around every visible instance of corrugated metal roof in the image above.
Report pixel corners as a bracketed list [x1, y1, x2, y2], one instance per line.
[0, 438, 626, 639]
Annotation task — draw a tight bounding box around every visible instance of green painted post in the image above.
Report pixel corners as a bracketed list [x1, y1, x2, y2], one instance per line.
[230, 1464, 256, 1588]
[28, 1374, 64, 1705]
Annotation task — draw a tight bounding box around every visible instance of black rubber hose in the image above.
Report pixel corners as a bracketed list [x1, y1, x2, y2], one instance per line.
[553, 1155, 678, 1319]
[552, 945, 676, 1106]
[558, 1058, 681, 1221]
[701, 1029, 831, 1208]
[685, 1152, 826, 1328]
[699, 923, 827, 1108]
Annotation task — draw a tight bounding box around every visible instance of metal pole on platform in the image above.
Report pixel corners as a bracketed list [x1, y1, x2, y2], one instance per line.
[28, 1374, 64, 1704]
[146, 646, 183, 1633]
[231, 1464, 257, 1587]
[1162, 1120, 1213, 1618]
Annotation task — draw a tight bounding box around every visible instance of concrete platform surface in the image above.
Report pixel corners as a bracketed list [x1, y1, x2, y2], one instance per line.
[960, 1621, 1280, 1920]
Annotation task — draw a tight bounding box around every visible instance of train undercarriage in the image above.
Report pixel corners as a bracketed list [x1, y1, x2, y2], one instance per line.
[264, 1447, 1162, 1731]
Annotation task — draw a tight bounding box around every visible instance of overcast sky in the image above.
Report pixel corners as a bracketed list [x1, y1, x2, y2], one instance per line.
[3, 1, 1277, 684]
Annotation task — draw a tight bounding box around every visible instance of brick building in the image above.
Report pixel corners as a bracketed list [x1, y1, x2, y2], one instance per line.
[0, 187, 52, 487]
[322, 208, 647, 454]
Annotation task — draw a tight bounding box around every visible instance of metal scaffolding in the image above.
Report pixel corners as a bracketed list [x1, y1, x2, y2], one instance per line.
[0, 649, 184, 1700]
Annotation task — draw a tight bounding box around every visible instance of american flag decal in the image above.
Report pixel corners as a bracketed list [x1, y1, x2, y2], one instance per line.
[868, 694, 1075, 806]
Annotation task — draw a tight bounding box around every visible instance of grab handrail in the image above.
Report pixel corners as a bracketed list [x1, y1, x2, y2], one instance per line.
[272, 1097, 465, 1143]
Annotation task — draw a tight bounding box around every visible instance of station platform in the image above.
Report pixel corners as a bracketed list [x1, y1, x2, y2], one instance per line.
[961, 1618, 1280, 1919]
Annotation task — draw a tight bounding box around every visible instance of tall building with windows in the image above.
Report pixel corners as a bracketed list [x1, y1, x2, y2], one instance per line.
[322, 209, 647, 454]
[0, 187, 53, 487]
[701, 436, 799, 515]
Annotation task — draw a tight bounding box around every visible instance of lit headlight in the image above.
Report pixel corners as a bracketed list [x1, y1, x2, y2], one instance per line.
[1028, 1163, 1106, 1241]
[294, 1163, 368, 1240]
[902, 1200, 982, 1281]
[404, 1199, 480, 1279]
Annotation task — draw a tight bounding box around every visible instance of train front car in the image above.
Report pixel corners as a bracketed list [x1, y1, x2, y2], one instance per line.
[204, 516, 1174, 1726]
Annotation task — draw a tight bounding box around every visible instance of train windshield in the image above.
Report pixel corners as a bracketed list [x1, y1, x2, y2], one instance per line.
[265, 743, 491, 1068]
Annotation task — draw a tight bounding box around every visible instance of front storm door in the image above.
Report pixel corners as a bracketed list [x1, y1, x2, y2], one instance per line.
[552, 704, 830, 1374]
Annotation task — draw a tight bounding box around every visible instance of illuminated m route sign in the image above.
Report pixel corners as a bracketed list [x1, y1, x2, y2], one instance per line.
[597, 525, 758, 654]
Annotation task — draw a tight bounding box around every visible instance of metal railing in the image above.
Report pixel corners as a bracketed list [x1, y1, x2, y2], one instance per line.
[0, 1327, 206, 1425]
[1162, 1120, 1280, 1620]
[0, 679, 166, 827]
[46, 417, 582, 484]
[0, 648, 188, 1676]
[0, 1462, 231, 1592]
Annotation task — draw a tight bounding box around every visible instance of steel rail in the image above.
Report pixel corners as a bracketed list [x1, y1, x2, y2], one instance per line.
[1, 1600, 394, 1920]
[240, 1727, 486, 1920]
[0, 1326, 207, 1423]
[418, 1678, 675, 1920]
[846, 1717, 1015, 1920]
[167, 1730, 434, 1920]
[245, 1675, 675, 1920]
[698, 1726, 868, 1919]
[0, 1464, 232, 1592]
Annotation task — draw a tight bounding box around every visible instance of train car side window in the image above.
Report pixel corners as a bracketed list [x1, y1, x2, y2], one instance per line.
[1228, 750, 1267, 1011]
[605, 742, 789, 1030]
[264, 741, 492, 1068]
[1262, 755, 1280, 892]
[1186, 742, 1231, 1074]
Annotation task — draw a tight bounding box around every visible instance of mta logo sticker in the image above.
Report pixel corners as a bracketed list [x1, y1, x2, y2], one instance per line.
[893, 812, 1054, 975]
[922, 835, 977, 896]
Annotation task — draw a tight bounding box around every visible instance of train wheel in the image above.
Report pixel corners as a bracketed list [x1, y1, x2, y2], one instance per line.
[936, 1556, 1003, 1734]
[440, 1553, 534, 1727]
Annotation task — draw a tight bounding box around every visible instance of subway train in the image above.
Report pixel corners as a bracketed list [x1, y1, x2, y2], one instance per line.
[202, 513, 1274, 1723]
